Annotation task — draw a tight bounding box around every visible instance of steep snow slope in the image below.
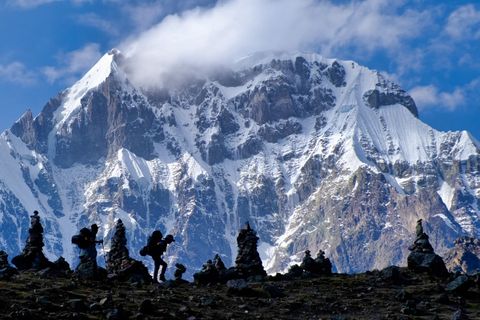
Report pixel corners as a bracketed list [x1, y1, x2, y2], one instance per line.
[0, 50, 479, 276]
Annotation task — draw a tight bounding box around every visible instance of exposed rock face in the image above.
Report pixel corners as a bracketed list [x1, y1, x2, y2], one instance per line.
[407, 220, 448, 277]
[12, 212, 52, 270]
[444, 237, 480, 275]
[235, 223, 267, 279]
[106, 219, 151, 283]
[0, 51, 479, 278]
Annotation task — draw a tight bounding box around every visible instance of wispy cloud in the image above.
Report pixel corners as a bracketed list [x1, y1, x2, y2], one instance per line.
[410, 85, 465, 111]
[0, 61, 37, 85]
[122, 0, 430, 88]
[76, 13, 118, 36]
[122, 1, 164, 32]
[42, 43, 102, 83]
[445, 4, 480, 40]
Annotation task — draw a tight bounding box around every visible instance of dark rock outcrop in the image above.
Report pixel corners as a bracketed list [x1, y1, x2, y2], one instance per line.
[106, 219, 151, 283]
[193, 225, 268, 285]
[12, 211, 52, 271]
[445, 274, 471, 295]
[407, 219, 448, 277]
[0, 251, 18, 280]
[75, 255, 106, 280]
[174, 263, 187, 282]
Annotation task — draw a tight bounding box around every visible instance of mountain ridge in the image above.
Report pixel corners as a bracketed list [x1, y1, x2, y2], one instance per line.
[0, 50, 479, 277]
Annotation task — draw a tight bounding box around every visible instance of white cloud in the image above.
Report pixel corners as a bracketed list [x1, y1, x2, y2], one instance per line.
[0, 61, 37, 85]
[42, 43, 102, 83]
[445, 4, 480, 40]
[122, 0, 429, 88]
[409, 85, 465, 111]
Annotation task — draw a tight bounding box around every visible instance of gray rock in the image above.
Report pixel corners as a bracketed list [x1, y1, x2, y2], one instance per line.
[226, 279, 248, 292]
[407, 252, 448, 277]
[445, 237, 480, 275]
[446, 275, 471, 294]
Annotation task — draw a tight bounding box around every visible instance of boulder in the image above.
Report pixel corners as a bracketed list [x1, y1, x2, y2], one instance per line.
[445, 275, 471, 295]
[74, 255, 106, 280]
[0, 250, 18, 280]
[407, 252, 448, 277]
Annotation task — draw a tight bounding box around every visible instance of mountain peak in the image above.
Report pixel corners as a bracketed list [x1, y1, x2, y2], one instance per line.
[52, 49, 126, 129]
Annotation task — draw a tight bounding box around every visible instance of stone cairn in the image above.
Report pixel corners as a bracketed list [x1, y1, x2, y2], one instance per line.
[407, 219, 448, 277]
[106, 219, 151, 283]
[0, 250, 18, 280]
[285, 249, 332, 279]
[174, 263, 187, 283]
[12, 211, 52, 270]
[194, 223, 266, 285]
[300, 249, 332, 276]
[234, 222, 267, 280]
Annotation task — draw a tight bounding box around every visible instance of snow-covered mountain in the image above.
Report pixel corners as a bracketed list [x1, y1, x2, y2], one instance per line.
[1, 49, 479, 276]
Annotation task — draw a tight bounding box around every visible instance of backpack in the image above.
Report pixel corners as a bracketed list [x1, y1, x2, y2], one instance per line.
[139, 245, 149, 256]
[71, 227, 91, 249]
[143, 231, 163, 257]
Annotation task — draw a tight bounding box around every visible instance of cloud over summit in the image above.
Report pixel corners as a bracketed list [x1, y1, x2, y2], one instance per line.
[122, 0, 429, 88]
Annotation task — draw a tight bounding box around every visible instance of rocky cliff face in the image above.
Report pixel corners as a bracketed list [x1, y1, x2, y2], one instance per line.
[444, 237, 480, 274]
[0, 50, 479, 277]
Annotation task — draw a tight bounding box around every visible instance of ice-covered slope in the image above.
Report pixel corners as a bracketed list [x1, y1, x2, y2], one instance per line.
[0, 50, 479, 276]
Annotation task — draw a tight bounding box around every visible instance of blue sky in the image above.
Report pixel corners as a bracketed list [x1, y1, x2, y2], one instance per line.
[0, 0, 479, 140]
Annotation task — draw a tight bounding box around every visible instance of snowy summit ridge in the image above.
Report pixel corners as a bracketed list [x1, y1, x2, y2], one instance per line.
[0, 50, 479, 277]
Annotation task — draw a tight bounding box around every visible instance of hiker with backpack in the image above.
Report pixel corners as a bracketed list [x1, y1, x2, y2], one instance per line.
[72, 224, 103, 264]
[140, 231, 175, 283]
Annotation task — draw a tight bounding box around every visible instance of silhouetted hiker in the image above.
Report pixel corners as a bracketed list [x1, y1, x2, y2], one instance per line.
[145, 231, 175, 282]
[72, 224, 103, 263]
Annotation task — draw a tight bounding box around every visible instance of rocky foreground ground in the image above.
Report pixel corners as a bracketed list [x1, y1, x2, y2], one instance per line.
[0, 267, 479, 320]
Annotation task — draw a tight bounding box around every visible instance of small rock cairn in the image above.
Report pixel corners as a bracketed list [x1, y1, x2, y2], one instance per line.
[12, 211, 52, 270]
[106, 219, 151, 283]
[407, 219, 448, 277]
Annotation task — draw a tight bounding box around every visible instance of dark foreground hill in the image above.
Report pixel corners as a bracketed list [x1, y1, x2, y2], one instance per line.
[1, 268, 479, 320]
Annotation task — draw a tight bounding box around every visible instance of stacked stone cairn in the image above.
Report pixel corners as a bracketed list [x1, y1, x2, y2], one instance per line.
[194, 254, 230, 285]
[234, 222, 267, 280]
[12, 211, 53, 270]
[407, 219, 448, 277]
[174, 263, 187, 283]
[106, 219, 151, 283]
[194, 223, 267, 285]
[0, 250, 18, 280]
[300, 250, 332, 276]
[285, 249, 332, 279]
